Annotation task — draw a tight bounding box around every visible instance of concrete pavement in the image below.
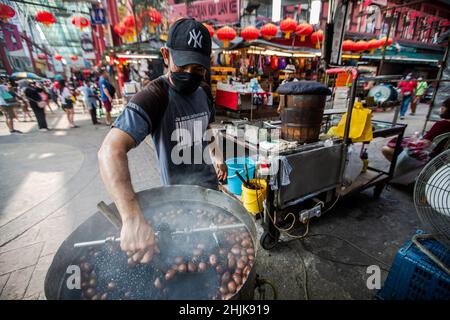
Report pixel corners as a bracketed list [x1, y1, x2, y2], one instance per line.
[0, 102, 429, 300]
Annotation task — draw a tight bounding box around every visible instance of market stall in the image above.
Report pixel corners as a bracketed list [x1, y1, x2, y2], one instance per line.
[215, 67, 406, 250]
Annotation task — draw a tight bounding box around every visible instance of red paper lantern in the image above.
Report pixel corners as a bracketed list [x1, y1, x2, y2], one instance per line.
[70, 55, 78, 62]
[280, 18, 297, 39]
[0, 4, 15, 22]
[71, 16, 90, 29]
[310, 30, 324, 49]
[203, 23, 214, 37]
[35, 11, 56, 27]
[260, 23, 278, 40]
[342, 40, 355, 52]
[114, 22, 126, 37]
[270, 55, 279, 70]
[148, 8, 162, 27]
[354, 40, 369, 52]
[37, 53, 46, 60]
[295, 23, 313, 41]
[54, 54, 62, 61]
[123, 15, 142, 30]
[241, 26, 259, 41]
[367, 39, 380, 50]
[217, 26, 236, 48]
[114, 23, 126, 36]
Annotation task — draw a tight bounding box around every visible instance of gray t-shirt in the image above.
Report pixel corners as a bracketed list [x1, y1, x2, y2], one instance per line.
[113, 76, 218, 189]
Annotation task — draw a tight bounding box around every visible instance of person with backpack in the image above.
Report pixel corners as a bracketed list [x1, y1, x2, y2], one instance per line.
[98, 18, 227, 264]
[98, 69, 115, 126]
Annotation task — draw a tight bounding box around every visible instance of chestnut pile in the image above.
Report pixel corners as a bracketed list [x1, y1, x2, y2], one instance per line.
[75, 205, 255, 300]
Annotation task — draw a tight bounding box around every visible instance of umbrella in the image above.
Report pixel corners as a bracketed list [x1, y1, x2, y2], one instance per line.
[11, 72, 42, 80]
[54, 74, 64, 81]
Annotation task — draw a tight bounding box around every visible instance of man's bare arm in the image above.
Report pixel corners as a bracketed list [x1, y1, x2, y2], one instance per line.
[98, 128, 157, 263]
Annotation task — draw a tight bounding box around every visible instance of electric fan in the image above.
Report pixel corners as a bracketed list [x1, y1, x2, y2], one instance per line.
[414, 149, 450, 249]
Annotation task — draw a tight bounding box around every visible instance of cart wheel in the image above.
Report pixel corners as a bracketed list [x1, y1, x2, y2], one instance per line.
[373, 184, 385, 199]
[260, 231, 279, 250]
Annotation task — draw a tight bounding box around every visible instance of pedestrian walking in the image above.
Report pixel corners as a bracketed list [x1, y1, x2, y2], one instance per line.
[23, 81, 49, 131]
[397, 74, 417, 120]
[80, 81, 100, 125]
[59, 80, 78, 128]
[98, 69, 115, 126]
[0, 81, 22, 134]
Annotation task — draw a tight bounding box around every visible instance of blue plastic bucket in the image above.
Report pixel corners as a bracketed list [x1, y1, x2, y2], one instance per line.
[226, 157, 255, 195]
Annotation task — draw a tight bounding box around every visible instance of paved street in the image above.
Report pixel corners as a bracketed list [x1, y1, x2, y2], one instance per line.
[0, 102, 431, 300]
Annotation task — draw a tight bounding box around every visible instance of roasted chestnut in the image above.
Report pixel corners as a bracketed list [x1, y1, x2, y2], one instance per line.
[232, 274, 242, 286]
[81, 282, 89, 290]
[215, 264, 224, 274]
[80, 262, 93, 273]
[107, 282, 116, 291]
[154, 277, 163, 289]
[85, 288, 96, 298]
[177, 263, 187, 273]
[209, 254, 218, 266]
[227, 256, 236, 269]
[219, 285, 228, 295]
[198, 262, 207, 272]
[241, 239, 250, 248]
[165, 269, 176, 281]
[219, 248, 226, 256]
[188, 262, 196, 273]
[227, 280, 237, 294]
[246, 248, 254, 255]
[221, 271, 231, 285]
[88, 278, 98, 288]
[231, 246, 240, 256]
[236, 258, 246, 270]
[100, 293, 108, 300]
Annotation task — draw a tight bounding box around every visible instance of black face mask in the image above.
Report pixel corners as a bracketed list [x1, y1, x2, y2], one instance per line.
[170, 72, 203, 95]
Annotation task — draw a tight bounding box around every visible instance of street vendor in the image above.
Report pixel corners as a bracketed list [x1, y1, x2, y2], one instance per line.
[98, 18, 227, 264]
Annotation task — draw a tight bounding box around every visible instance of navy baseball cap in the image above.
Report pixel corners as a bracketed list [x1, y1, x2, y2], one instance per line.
[166, 18, 212, 69]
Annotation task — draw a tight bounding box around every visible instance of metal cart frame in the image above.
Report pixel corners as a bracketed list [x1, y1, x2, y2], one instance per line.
[219, 67, 407, 250]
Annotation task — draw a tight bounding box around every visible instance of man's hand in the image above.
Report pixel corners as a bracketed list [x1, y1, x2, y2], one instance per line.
[120, 214, 159, 264]
[215, 162, 228, 181]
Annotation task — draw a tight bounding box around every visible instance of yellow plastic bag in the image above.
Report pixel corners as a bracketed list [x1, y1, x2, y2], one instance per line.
[335, 102, 373, 142]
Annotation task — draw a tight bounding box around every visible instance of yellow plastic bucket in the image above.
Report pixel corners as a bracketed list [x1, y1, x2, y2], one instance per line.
[241, 179, 267, 214]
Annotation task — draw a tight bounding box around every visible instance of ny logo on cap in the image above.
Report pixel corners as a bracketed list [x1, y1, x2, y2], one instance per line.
[188, 29, 203, 49]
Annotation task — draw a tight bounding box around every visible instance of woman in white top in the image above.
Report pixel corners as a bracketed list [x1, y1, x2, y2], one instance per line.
[58, 80, 77, 128]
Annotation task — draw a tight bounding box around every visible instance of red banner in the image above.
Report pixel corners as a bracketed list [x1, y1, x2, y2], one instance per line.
[168, 0, 239, 25]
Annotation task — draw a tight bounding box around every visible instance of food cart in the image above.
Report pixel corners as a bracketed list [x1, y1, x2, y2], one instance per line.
[217, 67, 407, 250]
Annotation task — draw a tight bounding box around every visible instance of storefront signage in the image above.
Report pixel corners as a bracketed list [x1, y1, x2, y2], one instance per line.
[90, 8, 106, 25]
[168, 0, 239, 25]
[1, 23, 23, 52]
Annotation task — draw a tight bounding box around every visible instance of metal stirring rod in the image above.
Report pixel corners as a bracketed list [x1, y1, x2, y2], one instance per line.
[73, 223, 245, 248]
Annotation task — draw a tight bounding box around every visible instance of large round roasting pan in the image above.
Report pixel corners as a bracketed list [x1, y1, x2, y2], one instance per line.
[44, 185, 258, 300]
